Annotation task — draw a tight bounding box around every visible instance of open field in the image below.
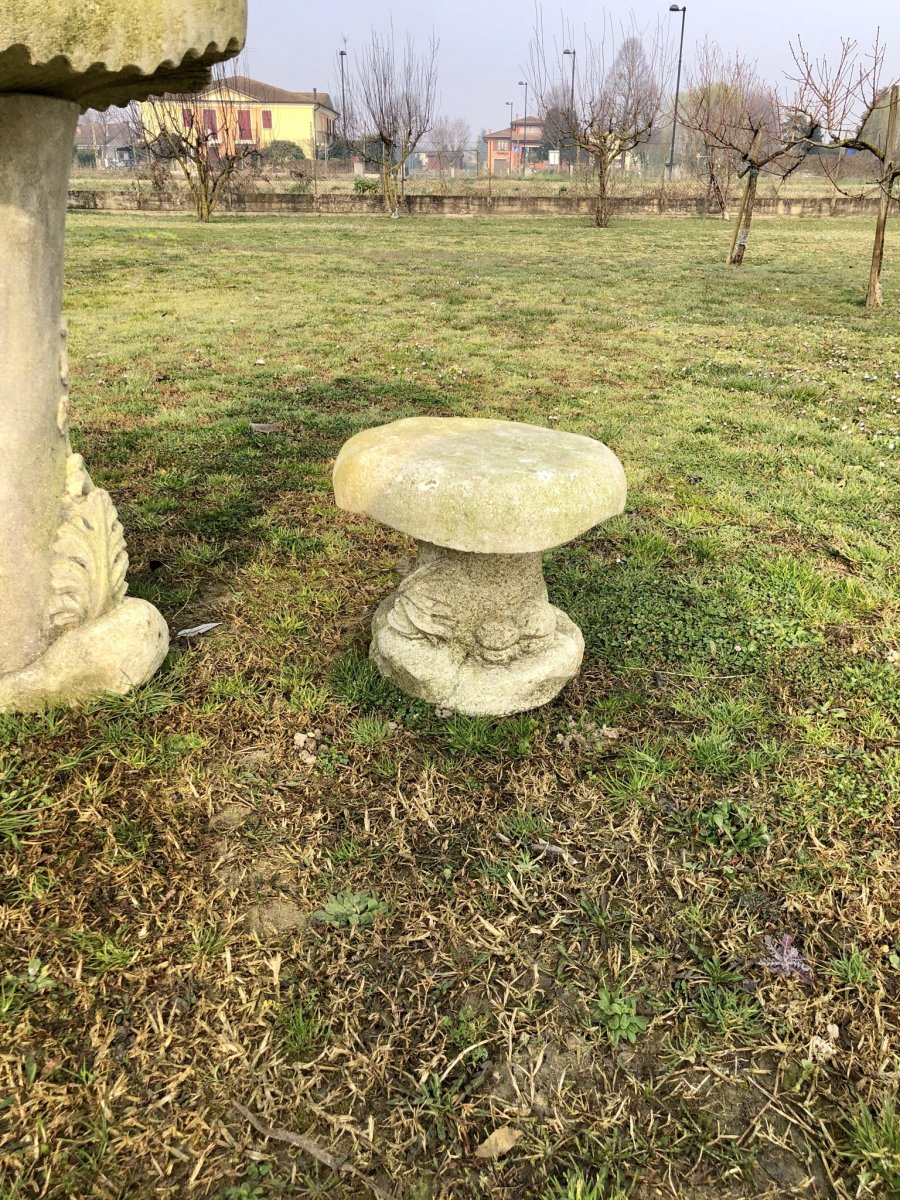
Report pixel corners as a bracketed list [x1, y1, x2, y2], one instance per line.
[1, 214, 899, 1199]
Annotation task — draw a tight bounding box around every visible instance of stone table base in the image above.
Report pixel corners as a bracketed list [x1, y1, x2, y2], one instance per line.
[370, 541, 583, 716]
[0, 599, 169, 712]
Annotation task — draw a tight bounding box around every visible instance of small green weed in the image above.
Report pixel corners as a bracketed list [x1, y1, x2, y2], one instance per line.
[329, 651, 396, 709]
[188, 924, 225, 960]
[313, 891, 391, 929]
[842, 1096, 900, 1194]
[441, 713, 537, 757]
[279, 992, 327, 1060]
[348, 714, 392, 749]
[113, 819, 153, 856]
[541, 1168, 629, 1200]
[694, 799, 770, 854]
[440, 1004, 490, 1060]
[0, 959, 57, 1024]
[67, 930, 136, 972]
[687, 983, 763, 1036]
[588, 986, 648, 1046]
[0, 782, 51, 849]
[831, 948, 876, 990]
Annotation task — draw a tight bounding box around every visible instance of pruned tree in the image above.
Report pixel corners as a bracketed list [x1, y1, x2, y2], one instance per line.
[132, 61, 256, 221]
[791, 34, 900, 307]
[679, 86, 743, 214]
[343, 28, 439, 214]
[681, 43, 816, 264]
[530, 13, 668, 228]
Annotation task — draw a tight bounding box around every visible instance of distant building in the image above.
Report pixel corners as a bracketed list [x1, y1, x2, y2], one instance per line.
[141, 76, 338, 160]
[484, 116, 544, 175]
[75, 115, 135, 167]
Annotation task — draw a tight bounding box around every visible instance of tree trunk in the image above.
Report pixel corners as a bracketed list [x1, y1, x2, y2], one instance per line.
[866, 86, 899, 309]
[866, 179, 893, 308]
[728, 167, 758, 265]
[594, 160, 610, 228]
[707, 169, 726, 218]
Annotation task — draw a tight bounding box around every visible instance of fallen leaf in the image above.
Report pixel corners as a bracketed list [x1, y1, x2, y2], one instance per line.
[250, 422, 284, 434]
[176, 622, 222, 639]
[473, 1126, 523, 1159]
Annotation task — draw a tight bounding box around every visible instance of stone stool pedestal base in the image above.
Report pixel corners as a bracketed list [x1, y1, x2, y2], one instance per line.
[370, 541, 583, 717]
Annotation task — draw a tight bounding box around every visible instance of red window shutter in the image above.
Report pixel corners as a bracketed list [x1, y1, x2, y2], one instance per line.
[238, 109, 252, 140]
[203, 108, 218, 137]
[182, 107, 193, 129]
[262, 110, 273, 130]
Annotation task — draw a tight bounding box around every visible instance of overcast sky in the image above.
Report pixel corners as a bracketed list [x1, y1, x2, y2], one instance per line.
[244, 0, 900, 138]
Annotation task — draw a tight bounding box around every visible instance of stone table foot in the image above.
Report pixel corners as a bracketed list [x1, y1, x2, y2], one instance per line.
[371, 540, 583, 716]
[0, 599, 169, 713]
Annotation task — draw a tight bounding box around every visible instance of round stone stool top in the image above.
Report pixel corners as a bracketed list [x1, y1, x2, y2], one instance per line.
[333, 416, 627, 555]
[0, 0, 246, 106]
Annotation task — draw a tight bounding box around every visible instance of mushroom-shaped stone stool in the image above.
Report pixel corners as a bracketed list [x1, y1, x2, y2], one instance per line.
[0, 2, 246, 711]
[333, 417, 627, 716]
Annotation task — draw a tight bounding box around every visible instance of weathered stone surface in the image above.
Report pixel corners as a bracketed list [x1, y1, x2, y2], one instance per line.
[334, 416, 626, 717]
[371, 541, 583, 716]
[0, 94, 76, 674]
[0, 0, 246, 107]
[0, 90, 180, 710]
[0, 599, 169, 712]
[333, 416, 627, 555]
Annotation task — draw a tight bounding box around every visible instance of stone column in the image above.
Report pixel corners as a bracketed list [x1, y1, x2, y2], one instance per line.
[0, 94, 169, 711]
[0, 94, 77, 672]
[0, 0, 246, 710]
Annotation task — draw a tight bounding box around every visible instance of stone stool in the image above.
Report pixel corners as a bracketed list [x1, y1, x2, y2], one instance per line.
[333, 416, 627, 716]
[0, 1, 245, 711]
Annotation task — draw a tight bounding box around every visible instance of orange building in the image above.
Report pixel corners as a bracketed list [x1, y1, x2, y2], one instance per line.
[484, 116, 544, 175]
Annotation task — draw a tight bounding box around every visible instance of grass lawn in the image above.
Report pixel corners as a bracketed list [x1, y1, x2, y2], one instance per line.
[1, 213, 899, 1199]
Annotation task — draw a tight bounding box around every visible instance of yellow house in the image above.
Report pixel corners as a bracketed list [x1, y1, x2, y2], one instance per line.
[141, 75, 338, 159]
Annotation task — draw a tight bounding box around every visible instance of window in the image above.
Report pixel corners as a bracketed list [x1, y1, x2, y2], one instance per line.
[237, 109, 252, 141]
[262, 109, 273, 130]
[203, 108, 218, 138]
[497, 139, 508, 150]
[182, 107, 194, 130]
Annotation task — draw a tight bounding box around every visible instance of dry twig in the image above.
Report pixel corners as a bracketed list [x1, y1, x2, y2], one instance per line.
[233, 1103, 398, 1200]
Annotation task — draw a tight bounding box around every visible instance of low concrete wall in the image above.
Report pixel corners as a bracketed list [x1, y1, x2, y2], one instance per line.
[67, 189, 896, 219]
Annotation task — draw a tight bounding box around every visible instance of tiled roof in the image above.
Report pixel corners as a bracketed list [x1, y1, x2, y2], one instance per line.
[213, 75, 337, 112]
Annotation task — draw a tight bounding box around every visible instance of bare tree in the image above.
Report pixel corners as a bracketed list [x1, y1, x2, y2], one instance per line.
[530, 13, 668, 227]
[791, 35, 900, 307]
[681, 43, 815, 264]
[344, 29, 439, 214]
[678, 88, 742, 214]
[132, 61, 256, 221]
[429, 115, 471, 171]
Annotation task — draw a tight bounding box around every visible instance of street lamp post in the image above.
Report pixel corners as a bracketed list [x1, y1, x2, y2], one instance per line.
[518, 79, 528, 175]
[338, 49, 347, 144]
[667, 5, 687, 182]
[506, 100, 513, 176]
[563, 48, 576, 175]
[311, 87, 319, 197]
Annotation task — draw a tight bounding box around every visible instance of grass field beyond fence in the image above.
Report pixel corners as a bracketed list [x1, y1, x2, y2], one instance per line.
[1, 214, 899, 1199]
